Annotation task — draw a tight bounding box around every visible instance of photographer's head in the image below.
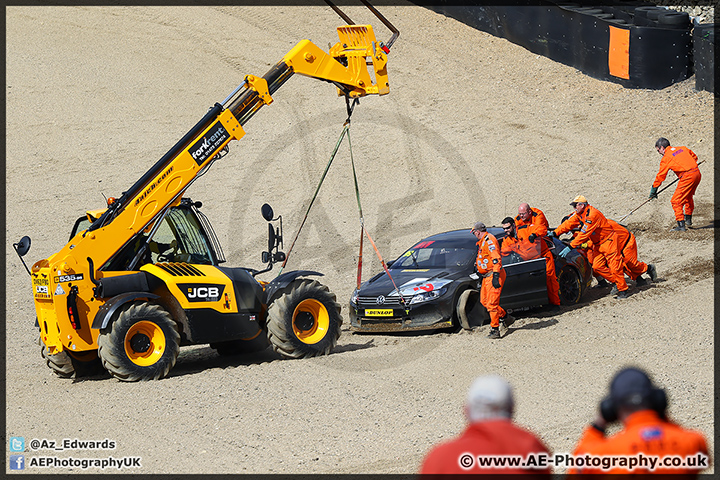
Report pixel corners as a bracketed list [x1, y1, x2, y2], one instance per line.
[465, 374, 514, 422]
[601, 367, 667, 423]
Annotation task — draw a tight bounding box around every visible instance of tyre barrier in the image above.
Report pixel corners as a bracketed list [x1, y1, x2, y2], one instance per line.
[693, 23, 715, 94]
[421, 1, 713, 92]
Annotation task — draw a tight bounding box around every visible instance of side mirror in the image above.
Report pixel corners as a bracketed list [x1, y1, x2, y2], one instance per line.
[261, 203, 274, 222]
[262, 251, 270, 264]
[267, 223, 276, 255]
[14, 236, 31, 257]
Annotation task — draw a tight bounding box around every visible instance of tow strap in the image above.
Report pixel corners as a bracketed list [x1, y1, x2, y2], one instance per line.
[276, 97, 409, 312]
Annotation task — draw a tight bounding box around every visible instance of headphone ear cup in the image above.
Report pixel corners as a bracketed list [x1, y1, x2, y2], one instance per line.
[600, 396, 618, 423]
[650, 388, 667, 415]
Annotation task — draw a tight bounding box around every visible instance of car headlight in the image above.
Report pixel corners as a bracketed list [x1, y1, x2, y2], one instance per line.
[409, 287, 447, 305]
[350, 289, 359, 305]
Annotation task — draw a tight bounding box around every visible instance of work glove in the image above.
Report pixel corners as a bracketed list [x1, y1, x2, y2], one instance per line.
[491, 272, 501, 289]
[558, 246, 571, 258]
[547, 231, 556, 238]
[649, 187, 658, 199]
[528, 233, 537, 243]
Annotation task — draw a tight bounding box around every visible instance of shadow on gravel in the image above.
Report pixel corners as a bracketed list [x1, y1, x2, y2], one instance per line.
[502, 318, 559, 338]
[168, 346, 283, 378]
[332, 339, 376, 354]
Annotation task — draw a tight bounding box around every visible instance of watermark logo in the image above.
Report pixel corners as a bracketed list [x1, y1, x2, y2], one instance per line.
[9, 436, 25, 452]
[10, 454, 25, 470]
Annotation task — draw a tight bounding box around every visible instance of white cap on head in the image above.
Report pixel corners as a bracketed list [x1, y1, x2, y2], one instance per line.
[466, 374, 514, 422]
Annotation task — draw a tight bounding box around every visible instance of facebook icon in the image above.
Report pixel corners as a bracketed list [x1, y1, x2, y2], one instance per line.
[10, 455, 25, 470]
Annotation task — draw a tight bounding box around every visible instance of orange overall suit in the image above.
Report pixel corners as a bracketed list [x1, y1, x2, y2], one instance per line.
[558, 216, 648, 283]
[561, 205, 628, 293]
[653, 146, 701, 221]
[515, 208, 560, 305]
[570, 409, 710, 475]
[476, 232, 506, 328]
[591, 219, 647, 281]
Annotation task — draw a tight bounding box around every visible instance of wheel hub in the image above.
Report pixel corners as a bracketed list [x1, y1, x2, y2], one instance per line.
[129, 333, 151, 353]
[294, 311, 315, 332]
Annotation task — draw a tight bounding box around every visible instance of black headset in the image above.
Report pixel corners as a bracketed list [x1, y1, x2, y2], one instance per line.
[600, 379, 668, 423]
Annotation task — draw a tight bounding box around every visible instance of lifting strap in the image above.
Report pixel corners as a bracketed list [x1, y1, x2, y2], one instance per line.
[346, 128, 408, 312]
[276, 97, 408, 312]
[276, 121, 350, 276]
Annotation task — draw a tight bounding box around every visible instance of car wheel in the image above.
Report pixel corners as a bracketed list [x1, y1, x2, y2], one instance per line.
[558, 266, 582, 305]
[266, 279, 342, 358]
[97, 302, 180, 381]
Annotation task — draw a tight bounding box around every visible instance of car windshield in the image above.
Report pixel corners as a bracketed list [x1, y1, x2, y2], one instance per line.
[391, 240, 476, 270]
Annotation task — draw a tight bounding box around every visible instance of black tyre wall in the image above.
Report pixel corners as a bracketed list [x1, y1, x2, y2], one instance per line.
[421, 2, 693, 89]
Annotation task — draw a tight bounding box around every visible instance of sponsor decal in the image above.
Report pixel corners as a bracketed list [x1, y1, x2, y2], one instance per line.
[54, 273, 84, 283]
[33, 277, 51, 298]
[133, 166, 174, 206]
[55, 285, 66, 296]
[640, 427, 663, 441]
[365, 309, 393, 317]
[189, 122, 229, 166]
[411, 240, 435, 249]
[178, 283, 226, 303]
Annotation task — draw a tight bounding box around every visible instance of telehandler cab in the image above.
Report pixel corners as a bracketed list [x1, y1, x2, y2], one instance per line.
[14, 3, 398, 381]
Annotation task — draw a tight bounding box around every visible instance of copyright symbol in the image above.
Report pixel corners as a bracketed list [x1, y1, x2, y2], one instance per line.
[459, 453, 474, 469]
[30, 439, 40, 450]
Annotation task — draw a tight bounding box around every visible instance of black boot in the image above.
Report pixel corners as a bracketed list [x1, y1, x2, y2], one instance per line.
[647, 264, 658, 282]
[672, 220, 686, 232]
[684, 214, 692, 228]
[593, 277, 610, 289]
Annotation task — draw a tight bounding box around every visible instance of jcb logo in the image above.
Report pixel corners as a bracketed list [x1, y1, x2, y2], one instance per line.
[179, 283, 225, 303]
[189, 287, 219, 299]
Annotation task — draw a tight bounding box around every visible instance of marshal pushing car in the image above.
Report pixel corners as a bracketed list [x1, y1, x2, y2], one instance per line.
[349, 227, 592, 332]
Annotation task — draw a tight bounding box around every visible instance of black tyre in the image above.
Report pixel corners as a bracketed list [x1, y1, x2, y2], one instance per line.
[38, 336, 104, 378]
[266, 279, 342, 359]
[97, 302, 180, 381]
[658, 12, 690, 28]
[558, 266, 582, 305]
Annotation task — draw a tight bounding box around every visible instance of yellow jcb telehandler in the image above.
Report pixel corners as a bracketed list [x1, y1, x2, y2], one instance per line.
[13, 2, 398, 381]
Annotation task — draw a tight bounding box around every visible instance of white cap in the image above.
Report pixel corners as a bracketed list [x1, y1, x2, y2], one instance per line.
[466, 374, 514, 422]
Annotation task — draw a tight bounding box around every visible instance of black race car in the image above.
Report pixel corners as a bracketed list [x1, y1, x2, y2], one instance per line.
[349, 227, 592, 332]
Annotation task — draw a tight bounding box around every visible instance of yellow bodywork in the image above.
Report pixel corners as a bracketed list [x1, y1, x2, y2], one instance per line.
[141, 263, 238, 313]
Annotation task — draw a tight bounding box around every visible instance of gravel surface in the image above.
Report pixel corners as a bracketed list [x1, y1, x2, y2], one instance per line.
[6, 5, 714, 475]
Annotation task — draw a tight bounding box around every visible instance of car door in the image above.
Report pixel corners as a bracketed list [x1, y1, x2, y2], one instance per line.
[499, 257, 548, 309]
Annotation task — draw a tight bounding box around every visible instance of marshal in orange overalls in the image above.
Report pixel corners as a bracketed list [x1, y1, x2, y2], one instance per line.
[653, 145, 701, 222]
[567, 205, 628, 293]
[559, 216, 648, 283]
[516, 207, 560, 305]
[475, 231, 506, 328]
